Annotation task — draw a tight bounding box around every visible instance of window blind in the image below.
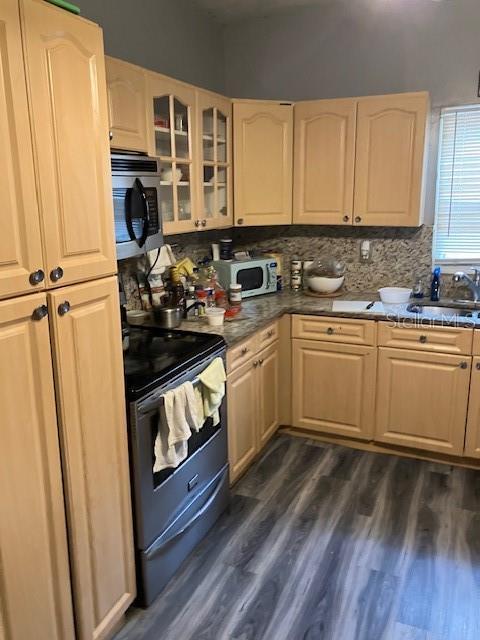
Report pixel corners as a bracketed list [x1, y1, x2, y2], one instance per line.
[434, 105, 480, 263]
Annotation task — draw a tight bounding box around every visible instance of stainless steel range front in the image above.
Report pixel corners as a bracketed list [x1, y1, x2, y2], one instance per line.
[123, 326, 229, 606]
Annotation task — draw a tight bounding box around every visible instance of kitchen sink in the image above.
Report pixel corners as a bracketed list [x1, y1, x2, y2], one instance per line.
[406, 303, 478, 318]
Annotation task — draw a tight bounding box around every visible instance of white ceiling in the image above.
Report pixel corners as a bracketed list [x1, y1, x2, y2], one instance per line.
[195, 0, 331, 24]
[195, 0, 449, 24]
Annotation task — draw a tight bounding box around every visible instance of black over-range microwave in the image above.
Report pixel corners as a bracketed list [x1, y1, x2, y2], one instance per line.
[112, 153, 163, 259]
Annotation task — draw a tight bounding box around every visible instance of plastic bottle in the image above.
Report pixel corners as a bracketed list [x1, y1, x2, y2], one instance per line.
[430, 267, 441, 302]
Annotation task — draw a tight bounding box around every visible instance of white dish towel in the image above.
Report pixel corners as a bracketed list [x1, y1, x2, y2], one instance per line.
[198, 357, 226, 427]
[153, 381, 202, 472]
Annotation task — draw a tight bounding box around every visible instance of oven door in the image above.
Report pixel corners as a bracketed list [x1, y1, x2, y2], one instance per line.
[113, 175, 163, 260]
[128, 359, 228, 550]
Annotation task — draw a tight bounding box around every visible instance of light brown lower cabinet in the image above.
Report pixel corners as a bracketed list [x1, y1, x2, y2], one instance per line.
[227, 341, 280, 483]
[375, 347, 471, 456]
[292, 339, 376, 440]
[0, 293, 75, 640]
[48, 277, 136, 640]
[465, 357, 480, 458]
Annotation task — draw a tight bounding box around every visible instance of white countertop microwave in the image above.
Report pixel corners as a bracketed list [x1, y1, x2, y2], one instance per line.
[212, 258, 278, 298]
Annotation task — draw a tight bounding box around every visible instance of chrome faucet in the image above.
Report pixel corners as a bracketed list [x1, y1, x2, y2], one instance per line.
[453, 268, 480, 302]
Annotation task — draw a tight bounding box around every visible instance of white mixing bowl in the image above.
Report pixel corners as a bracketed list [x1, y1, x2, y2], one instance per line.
[307, 275, 345, 294]
[378, 287, 412, 304]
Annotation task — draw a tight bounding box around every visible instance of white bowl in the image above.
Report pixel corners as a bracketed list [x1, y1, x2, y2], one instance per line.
[307, 275, 344, 294]
[378, 287, 412, 304]
[205, 307, 225, 327]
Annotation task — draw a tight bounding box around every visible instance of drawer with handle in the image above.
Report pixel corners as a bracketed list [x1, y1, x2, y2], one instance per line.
[227, 335, 257, 373]
[377, 322, 473, 355]
[257, 320, 279, 351]
[292, 315, 376, 346]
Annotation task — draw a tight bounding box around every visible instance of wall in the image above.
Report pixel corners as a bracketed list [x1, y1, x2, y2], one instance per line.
[79, 0, 225, 93]
[223, 0, 480, 108]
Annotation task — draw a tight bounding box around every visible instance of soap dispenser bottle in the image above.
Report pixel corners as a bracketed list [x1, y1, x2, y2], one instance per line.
[430, 267, 441, 302]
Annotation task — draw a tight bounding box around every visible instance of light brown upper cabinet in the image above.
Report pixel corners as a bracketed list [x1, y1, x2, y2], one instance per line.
[354, 92, 429, 226]
[20, 0, 117, 287]
[233, 101, 293, 226]
[293, 98, 357, 225]
[106, 56, 148, 152]
[197, 89, 233, 230]
[0, 293, 75, 640]
[146, 72, 197, 234]
[48, 276, 136, 640]
[0, 0, 46, 300]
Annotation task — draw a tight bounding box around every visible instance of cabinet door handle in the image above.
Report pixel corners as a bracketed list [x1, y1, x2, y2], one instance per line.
[109, 130, 113, 141]
[194, 220, 200, 228]
[50, 266, 64, 282]
[355, 216, 362, 223]
[58, 301, 71, 316]
[31, 305, 48, 321]
[343, 215, 350, 223]
[326, 327, 334, 335]
[476, 362, 480, 370]
[29, 269, 45, 286]
[459, 361, 468, 369]
[237, 218, 244, 225]
[419, 335, 428, 343]
[267, 330, 274, 337]
[201, 219, 207, 227]
[241, 347, 248, 355]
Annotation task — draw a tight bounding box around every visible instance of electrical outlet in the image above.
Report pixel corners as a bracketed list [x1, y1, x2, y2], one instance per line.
[359, 239, 372, 263]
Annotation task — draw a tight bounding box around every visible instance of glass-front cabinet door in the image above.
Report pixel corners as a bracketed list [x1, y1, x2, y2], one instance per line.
[197, 90, 233, 229]
[147, 74, 197, 234]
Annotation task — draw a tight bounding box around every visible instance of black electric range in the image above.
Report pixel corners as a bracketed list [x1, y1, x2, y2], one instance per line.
[123, 325, 226, 400]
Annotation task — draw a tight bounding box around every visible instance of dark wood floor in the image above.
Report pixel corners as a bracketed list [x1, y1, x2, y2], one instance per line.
[116, 435, 480, 640]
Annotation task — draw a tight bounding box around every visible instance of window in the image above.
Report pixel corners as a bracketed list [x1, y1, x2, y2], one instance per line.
[433, 105, 480, 265]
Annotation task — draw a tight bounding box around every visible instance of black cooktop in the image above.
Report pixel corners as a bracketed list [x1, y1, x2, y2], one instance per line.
[123, 325, 225, 400]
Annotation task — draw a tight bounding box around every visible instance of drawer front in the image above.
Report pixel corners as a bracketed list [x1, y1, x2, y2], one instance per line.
[292, 315, 376, 346]
[227, 335, 257, 373]
[473, 331, 480, 356]
[378, 322, 473, 355]
[257, 320, 279, 351]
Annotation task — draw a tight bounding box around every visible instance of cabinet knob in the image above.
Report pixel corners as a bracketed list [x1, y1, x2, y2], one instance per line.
[343, 215, 350, 223]
[50, 266, 64, 282]
[194, 220, 200, 228]
[258, 359, 264, 366]
[29, 269, 45, 286]
[237, 218, 244, 225]
[476, 362, 480, 370]
[355, 216, 362, 223]
[58, 301, 70, 316]
[459, 361, 468, 369]
[31, 305, 48, 321]
[419, 335, 428, 344]
[201, 219, 207, 227]
[253, 360, 259, 368]
[267, 330, 274, 337]
[109, 130, 113, 141]
[327, 327, 334, 335]
[241, 347, 248, 355]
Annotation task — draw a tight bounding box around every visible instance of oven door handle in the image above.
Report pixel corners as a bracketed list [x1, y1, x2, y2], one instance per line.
[145, 471, 225, 560]
[126, 178, 150, 248]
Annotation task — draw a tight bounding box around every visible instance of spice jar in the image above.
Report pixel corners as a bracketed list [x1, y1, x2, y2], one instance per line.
[229, 283, 242, 307]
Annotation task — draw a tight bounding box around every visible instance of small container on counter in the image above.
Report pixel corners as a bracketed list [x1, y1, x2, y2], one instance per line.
[219, 238, 233, 261]
[229, 283, 242, 307]
[205, 307, 226, 327]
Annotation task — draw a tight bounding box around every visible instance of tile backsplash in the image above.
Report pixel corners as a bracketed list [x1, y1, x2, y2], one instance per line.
[119, 224, 469, 307]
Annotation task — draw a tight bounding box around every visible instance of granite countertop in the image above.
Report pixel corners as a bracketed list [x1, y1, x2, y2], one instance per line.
[174, 290, 480, 346]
